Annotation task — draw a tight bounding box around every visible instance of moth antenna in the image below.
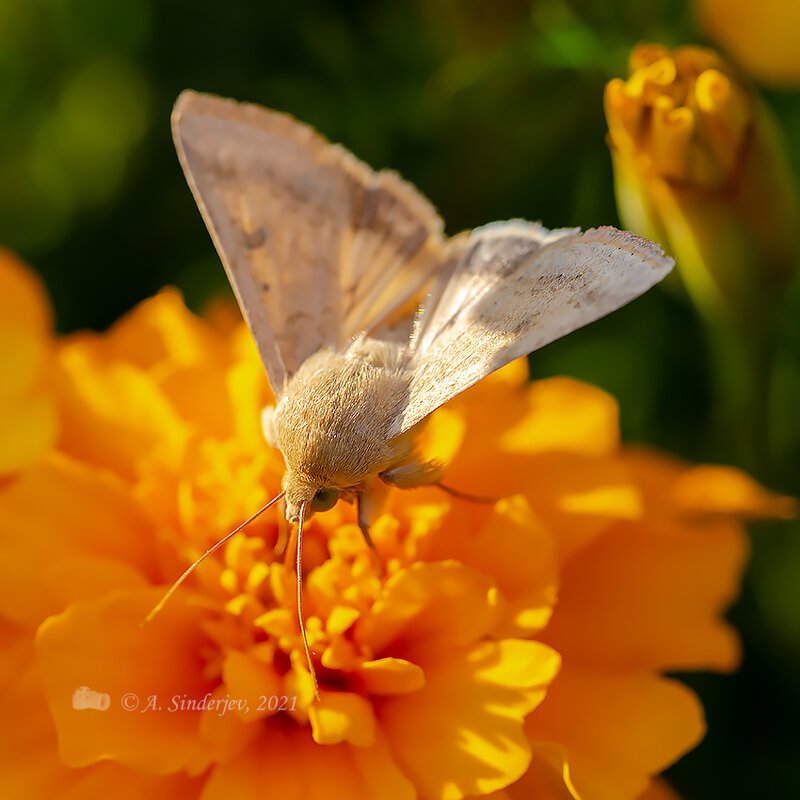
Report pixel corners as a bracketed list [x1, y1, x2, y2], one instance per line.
[143, 491, 285, 625]
[296, 500, 321, 701]
[435, 481, 498, 504]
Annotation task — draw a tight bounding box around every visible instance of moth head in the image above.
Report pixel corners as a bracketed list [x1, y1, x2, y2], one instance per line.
[282, 469, 339, 522]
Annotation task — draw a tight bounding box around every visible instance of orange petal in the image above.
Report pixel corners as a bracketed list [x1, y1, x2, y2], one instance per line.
[381, 639, 560, 799]
[439, 364, 536, 471]
[0, 323, 49, 401]
[419, 496, 558, 637]
[482, 745, 577, 799]
[106, 290, 274, 446]
[445, 452, 636, 563]
[157, 364, 236, 440]
[620, 448, 688, 515]
[0, 455, 157, 626]
[105, 289, 222, 372]
[0, 249, 52, 333]
[456, 357, 530, 399]
[0, 622, 83, 798]
[197, 684, 261, 764]
[0, 285, 56, 473]
[35, 588, 216, 774]
[0, 631, 202, 798]
[355, 561, 501, 656]
[636, 777, 685, 800]
[226, 356, 275, 444]
[0, 391, 57, 476]
[525, 666, 704, 800]
[501, 378, 620, 457]
[322, 636, 363, 671]
[443, 377, 620, 502]
[55, 340, 188, 480]
[558, 483, 642, 520]
[416, 406, 467, 473]
[326, 605, 360, 636]
[542, 518, 746, 672]
[355, 657, 425, 695]
[672, 464, 798, 519]
[221, 650, 283, 721]
[202, 726, 415, 800]
[309, 691, 377, 747]
[60, 763, 204, 800]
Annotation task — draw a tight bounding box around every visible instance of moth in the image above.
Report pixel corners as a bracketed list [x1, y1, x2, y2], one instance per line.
[167, 90, 673, 694]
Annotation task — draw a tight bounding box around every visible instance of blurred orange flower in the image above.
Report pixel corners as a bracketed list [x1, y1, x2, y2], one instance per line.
[0, 261, 795, 799]
[697, 0, 800, 87]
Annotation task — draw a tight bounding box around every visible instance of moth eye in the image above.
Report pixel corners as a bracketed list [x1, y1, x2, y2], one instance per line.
[310, 488, 339, 513]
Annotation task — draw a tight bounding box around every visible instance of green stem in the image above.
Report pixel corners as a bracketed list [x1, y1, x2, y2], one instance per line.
[707, 312, 776, 480]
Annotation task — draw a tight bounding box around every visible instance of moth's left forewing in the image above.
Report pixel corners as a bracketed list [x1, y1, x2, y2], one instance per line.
[172, 90, 450, 395]
[394, 224, 674, 435]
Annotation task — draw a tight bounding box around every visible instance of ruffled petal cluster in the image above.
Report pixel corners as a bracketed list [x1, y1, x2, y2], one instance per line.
[0, 263, 794, 799]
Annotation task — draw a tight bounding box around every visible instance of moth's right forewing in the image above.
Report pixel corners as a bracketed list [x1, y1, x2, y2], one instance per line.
[410, 221, 579, 354]
[395, 224, 673, 434]
[172, 91, 448, 394]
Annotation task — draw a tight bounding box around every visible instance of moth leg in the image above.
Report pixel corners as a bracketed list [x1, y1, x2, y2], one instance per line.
[435, 482, 498, 504]
[381, 457, 444, 490]
[383, 457, 497, 503]
[357, 487, 387, 578]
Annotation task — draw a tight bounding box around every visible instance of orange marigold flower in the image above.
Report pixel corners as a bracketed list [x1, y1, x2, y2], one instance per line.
[0, 265, 795, 799]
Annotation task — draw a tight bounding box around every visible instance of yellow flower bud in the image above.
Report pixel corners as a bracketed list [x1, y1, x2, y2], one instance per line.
[605, 43, 799, 324]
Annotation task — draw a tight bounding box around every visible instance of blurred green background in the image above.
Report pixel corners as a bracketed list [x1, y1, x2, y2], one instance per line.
[2, 0, 799, 796]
